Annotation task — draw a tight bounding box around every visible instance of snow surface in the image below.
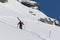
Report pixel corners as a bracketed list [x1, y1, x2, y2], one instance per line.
[0, 0, 60, 40]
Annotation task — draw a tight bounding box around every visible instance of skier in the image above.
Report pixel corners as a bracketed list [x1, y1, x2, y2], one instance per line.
[17, 20, 24, 29]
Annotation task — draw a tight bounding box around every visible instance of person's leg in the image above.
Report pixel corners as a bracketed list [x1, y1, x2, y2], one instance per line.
[19, 26, 21, 29]
[20, 26, 22, 29]
[20, 25, 22, 29]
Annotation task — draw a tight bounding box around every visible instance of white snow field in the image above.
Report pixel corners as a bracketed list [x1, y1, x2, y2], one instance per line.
[0, 0, 60, 40]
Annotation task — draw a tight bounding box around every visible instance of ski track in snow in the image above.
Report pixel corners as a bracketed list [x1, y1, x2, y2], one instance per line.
[23, 29, 46, 40]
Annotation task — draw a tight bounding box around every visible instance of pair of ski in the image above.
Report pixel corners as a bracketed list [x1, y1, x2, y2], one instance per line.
[17, 17, 24, 30]
[17, 17, 21, 21]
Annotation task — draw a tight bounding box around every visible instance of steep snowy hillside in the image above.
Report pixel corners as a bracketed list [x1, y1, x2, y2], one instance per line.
[0, 17, 42, 40]
[0, 0, 60, 40]
[0, 0, 47, 18]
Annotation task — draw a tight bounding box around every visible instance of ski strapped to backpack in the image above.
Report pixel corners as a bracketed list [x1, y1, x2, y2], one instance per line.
[17, 17, 21, 21]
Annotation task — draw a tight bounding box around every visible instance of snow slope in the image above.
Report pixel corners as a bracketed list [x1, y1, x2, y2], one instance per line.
[0, 22, 40, 40]
[0, 0, 60, 40]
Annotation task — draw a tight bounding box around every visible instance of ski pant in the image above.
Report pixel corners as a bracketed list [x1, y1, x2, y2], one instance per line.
[19, 25, 22, 29]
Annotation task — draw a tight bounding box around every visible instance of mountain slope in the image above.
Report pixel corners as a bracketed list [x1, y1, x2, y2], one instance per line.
[0, 0, 60, 40]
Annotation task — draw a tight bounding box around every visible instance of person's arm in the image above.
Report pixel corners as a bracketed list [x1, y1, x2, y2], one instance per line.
[22, 22, 24, 25]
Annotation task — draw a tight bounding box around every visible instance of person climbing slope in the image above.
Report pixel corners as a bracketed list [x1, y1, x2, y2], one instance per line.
[17, 17, 24, 29]
[17, 21, 24, 29]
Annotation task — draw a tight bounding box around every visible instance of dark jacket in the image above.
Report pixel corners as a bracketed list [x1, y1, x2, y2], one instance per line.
[18, 21, 24, 26]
